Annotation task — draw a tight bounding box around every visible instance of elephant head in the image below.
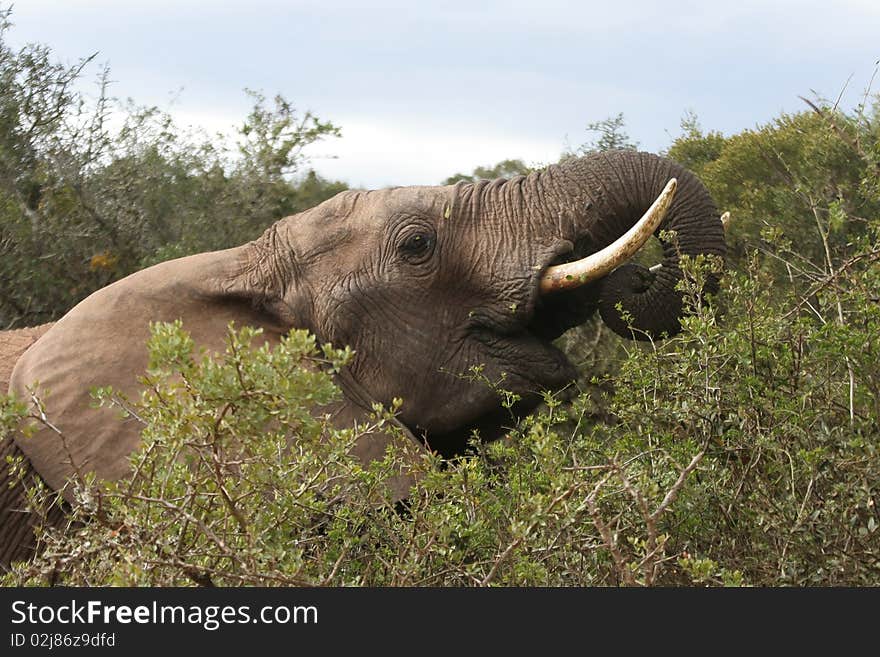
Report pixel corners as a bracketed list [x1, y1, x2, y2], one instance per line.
[4, 149, 724, 563]
[240, 149, 725, 455]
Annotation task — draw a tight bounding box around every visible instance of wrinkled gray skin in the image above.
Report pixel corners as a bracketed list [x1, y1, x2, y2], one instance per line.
[1, 150, 725, 565]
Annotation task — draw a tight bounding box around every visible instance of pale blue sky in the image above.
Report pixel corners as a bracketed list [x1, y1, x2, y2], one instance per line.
[6, 1, 879, 187]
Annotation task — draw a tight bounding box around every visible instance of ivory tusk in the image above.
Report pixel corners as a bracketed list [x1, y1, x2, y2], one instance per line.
[539, 178, 677, 294]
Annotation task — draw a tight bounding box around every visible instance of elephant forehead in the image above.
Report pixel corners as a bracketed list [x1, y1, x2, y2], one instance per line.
[364, 186, 450, 219]
[285, 187, 450, 243]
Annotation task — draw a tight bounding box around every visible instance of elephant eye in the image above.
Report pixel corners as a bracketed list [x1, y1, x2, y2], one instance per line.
[398, 230, 436, 263]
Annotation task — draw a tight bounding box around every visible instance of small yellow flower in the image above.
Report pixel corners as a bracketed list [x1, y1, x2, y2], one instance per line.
[89, 251, 119, 272]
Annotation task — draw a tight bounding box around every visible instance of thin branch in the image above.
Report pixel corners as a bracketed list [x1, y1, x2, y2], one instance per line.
[651, 450, 706, 522]
[480, 482, 579, 586]
[582, 472, 636, 586]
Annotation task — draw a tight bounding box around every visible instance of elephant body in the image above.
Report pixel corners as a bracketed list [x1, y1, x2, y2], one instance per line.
[1, 150, 725, 565]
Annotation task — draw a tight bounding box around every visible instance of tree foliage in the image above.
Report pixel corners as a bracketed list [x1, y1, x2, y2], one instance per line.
[0, 10, 344, 328]
[566, 111, 639, 157]
[667, 102, 880, 274]
[442, 158, 533, 185]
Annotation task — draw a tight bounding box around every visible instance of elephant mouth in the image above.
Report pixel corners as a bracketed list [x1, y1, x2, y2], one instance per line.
[422, 271, 582, 457]
[470, 245, 585, 384]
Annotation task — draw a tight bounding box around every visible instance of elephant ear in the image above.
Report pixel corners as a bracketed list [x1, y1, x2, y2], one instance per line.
[9, 248, 290, 502]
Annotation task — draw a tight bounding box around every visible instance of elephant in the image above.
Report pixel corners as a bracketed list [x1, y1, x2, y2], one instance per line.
[0, 149, 726, 565]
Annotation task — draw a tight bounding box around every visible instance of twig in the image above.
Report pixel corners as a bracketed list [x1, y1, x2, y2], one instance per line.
[480, 482, 579, 586]
[614, 450, 705, 585]
[582, 472, 636, 586]
[28, 391, 87, 487]
[320, 547, 349, 586]
[798, 94, 863, 157]
[782, 248, 880, 320]
[651, 450, 706, 521]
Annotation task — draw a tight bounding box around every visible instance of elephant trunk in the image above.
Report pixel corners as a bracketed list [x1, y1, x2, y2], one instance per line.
[533, 150, 726, 340]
